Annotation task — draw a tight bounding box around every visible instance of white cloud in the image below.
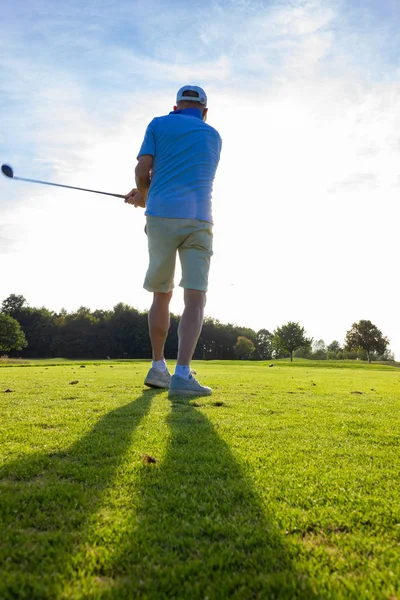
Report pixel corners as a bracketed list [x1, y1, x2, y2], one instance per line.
[258, 1, 335, 36]
[0, 231, 16, 255]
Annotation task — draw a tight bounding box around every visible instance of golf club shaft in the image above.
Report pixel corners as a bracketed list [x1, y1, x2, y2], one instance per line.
[12, 175, 125, 198]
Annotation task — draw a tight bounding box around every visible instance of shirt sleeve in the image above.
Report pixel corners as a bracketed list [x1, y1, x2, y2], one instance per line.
[137, 120, 156, 159]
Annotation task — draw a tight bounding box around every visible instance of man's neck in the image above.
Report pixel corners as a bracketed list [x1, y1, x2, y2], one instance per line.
[172, 107, 203, 119]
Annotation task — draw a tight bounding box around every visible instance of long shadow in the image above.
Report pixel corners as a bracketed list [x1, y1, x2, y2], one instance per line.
[0, 391, 159, 599]
[96, 402, 319, 599]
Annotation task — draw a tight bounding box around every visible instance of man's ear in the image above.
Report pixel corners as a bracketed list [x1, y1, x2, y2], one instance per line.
[202, 107, 208, 122]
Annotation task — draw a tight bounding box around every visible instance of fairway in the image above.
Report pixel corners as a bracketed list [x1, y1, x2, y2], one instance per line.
[0, 360, 399, 599]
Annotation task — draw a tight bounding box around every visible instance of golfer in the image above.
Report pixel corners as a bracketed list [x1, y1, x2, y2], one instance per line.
[124, 85, 222, 397]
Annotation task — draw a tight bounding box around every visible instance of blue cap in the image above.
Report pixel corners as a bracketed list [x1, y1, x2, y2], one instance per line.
[176, 85, 207, 106]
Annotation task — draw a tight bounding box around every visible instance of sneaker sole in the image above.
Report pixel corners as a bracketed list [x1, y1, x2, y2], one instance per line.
[168, 388, 212, 398]
[144, 379, 170, 389]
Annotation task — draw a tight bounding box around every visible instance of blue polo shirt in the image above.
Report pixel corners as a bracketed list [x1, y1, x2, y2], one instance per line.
[137, 108, 222, 224]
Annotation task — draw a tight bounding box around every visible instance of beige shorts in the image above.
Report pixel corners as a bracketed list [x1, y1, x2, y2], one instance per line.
[144, 216, 213, 293]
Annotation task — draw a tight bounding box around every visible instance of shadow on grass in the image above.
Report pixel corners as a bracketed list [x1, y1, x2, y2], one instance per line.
[0, 390, 159, 599]
[94, 401, 318, 600]
[1, 396, 319, 599]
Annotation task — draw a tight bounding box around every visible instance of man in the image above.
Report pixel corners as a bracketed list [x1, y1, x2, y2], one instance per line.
[125, 85, 222, 398]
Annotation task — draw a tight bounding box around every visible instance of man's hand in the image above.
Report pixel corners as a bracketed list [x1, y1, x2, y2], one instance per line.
[124, 188, 146, 208]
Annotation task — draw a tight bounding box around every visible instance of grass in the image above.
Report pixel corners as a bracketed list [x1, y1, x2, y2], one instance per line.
[0, 360, 399, 599]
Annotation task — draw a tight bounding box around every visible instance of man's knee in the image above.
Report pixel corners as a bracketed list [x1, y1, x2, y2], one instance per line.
[152, 290, 173, 305]
[183, 289, 206, 309]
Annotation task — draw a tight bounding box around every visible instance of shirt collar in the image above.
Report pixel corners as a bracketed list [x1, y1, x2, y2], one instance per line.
[169, 108, 203, 119]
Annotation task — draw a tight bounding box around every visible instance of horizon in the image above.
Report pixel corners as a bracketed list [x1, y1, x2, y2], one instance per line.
[1, 292, 392, 360]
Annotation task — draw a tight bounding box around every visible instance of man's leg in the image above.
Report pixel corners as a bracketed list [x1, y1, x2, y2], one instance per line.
[177, 289, 206, 366]
[144, 291, 173, 389]
[168, 221, 213, 397]
[169, 288, 211, 397]
[149, 291, 173, 361]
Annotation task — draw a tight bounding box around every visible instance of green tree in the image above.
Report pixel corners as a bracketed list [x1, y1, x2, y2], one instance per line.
[15, 307, 57, 358]
[254, 329, 273, 360]
[345, 320, 389, 363]
[59, 307, 103, 358]
[311, 339, 327, 360]
[293, 345, 312, 359]
[109, 303, 150, 359]
[327, 340, 341, 353]
[0, 314, 27, 353]
[197, 319, 257, 360]
[234, 336, 255, 359]
[1, 294, 27, 318]
[378, 349, 395, 362]
[272, 322, 312, 362]
[327, 340, 343, 360]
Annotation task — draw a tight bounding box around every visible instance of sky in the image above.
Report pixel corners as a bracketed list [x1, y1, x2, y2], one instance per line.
[1, 0, 399, 359]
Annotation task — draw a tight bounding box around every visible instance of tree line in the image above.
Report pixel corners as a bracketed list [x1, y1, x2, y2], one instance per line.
[0, 294, 268, 360]
[0, 294, 393, 362]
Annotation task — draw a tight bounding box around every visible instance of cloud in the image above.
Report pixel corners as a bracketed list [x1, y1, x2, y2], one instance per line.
[0, 231, 16, 255]
[258, 0, 335, 36]
[333, 173, 378, 191]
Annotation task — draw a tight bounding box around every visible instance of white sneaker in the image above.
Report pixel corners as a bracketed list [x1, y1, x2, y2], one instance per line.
[144, 367, 171, 389]
[168, 374, 212, 398]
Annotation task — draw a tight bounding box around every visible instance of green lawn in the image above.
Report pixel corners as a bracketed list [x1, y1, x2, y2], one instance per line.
[0, 360, 399, 599]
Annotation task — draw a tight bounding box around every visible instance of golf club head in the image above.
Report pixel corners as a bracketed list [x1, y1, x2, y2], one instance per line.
[1, 164, 14, 178]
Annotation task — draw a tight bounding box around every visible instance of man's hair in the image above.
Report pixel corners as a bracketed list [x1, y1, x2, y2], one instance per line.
[178, 90, 207, 108]
[181, 90, 201, 100]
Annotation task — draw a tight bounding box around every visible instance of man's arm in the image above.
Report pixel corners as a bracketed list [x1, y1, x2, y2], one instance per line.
[124, 154, 154, 207]
[135, 155, 154, 204]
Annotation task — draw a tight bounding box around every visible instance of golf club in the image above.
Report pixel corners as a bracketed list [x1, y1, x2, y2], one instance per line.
[1, 164, 125, 198]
